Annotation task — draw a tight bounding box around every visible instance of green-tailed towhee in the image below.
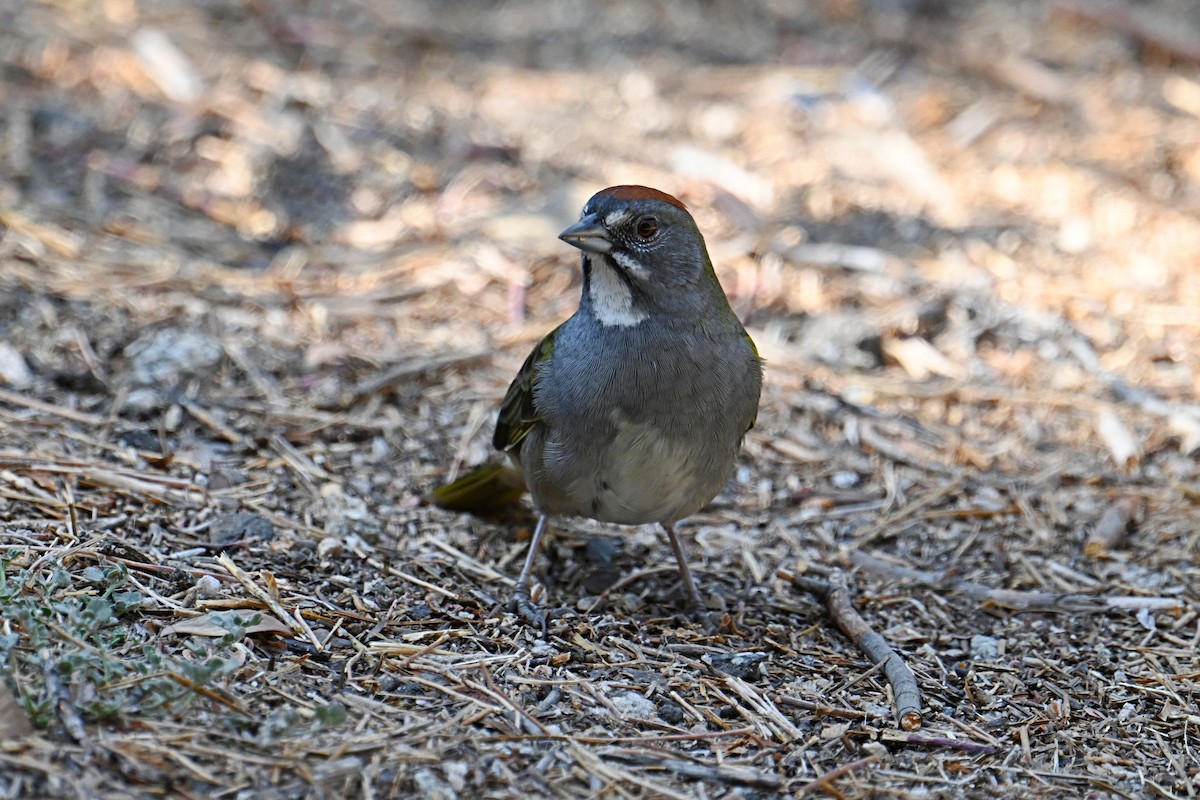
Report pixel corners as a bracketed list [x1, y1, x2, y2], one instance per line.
[435, 185, 762, 612]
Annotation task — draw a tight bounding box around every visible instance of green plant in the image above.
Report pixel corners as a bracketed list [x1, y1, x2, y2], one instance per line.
[0, 549, 248, 728]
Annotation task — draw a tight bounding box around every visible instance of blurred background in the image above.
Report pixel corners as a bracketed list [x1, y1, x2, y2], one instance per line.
[2, 0, 1199, 402]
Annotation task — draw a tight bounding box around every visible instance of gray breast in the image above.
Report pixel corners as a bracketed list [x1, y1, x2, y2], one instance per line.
[519, 312, 760, 525]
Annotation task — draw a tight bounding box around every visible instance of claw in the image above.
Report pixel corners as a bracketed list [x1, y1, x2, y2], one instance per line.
[509, 585, 547, 634]
[507, 514, 550, 633]
[690, 608, 726, 633]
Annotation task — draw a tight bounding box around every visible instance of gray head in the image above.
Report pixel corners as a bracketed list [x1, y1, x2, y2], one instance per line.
[558, 185, 725, 327]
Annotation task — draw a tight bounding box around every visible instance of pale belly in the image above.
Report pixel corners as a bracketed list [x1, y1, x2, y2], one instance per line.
[522, 417, 735, 526]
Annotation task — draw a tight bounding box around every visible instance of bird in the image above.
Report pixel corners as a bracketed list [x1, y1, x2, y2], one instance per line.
[434, 185, 762, 614]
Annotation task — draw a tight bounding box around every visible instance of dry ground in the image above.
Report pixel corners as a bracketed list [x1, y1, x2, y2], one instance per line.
[1, 0, 1198, 797]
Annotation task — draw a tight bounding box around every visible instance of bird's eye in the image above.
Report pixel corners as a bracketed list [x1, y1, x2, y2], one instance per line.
[635, 216, 658, 239]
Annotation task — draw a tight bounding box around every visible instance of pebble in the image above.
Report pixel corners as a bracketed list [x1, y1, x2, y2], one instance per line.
[194, 575, 222, 597]
[0, 342, 33, 388]
[208, 512, 275, 546]
[316, 536, 343, 559]
[969, 634, 1001, 661]
[122, 387, 165, 415]
[319, 483, 383, 543]
[412, 768, 457, 800]
[127, 329, 222, 386]
[609, 690, 657, 721]
[707, 651, 768, 680]
[831, 470, 860, 488]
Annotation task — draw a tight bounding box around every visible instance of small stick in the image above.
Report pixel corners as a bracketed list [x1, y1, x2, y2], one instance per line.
[613, 755, 781, 789]
[877, 730, 999, 753]
[797, 753, 885, 796]
[490, 726, 759, 745]
[477, 665, 548, 735]
[849, 550, 1182, 613]
[857, 419, 958, 475]
[165, 671, 248, 713]
[785, 570, 923, 731]
[775, 695, 879, 720]
[0, 386, 105, 425]
[215, 553, 321, 651]
[347, 350, 490, 402]
[1084, 496, 1142, 558]
[73, 549, 237, 583]
[180, 400, 244, 445]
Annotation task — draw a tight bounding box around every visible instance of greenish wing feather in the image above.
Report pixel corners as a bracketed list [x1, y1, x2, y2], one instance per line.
[431, 331, 557, 513]
[430, 462, 526, 512]
[493, 327, 557, 452]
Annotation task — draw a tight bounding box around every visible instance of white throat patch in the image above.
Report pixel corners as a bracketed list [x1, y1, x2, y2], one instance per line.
[586, 255, 648, 327]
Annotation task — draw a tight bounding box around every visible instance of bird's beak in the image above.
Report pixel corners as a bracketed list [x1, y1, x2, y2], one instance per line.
[558, 216, 613, 254]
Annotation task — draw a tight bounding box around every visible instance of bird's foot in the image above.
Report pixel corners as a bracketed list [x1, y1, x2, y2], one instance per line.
[509, 585, 547, 635]
[681, 590, 729, 632]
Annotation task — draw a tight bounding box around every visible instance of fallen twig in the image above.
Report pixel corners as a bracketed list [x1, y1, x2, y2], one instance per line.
[853, 476, 966, 547]
[0, 387, 105, 424]
[784, 569, 923, 731]
[215, 553, 320, 650]
[165, 670, 248, 714]
[876, 730, 999, 754]
[346, 350, 490, 403]
[797, 753, 885, 796]
[723, 674, 803, 742]
[775, 695, 880, 721]
[849, 550, 1182, 613]
[858, 419, 959, 475]
[610, 753, 782, 789]
[490, 727, 760, 746]
[1095, 407, 1140, 471]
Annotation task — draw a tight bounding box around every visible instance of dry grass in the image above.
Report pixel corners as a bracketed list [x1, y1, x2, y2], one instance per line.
[1, 0, 1198, 797]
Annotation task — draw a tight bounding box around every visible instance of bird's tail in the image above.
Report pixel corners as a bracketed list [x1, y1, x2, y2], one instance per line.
[430, 462, 527, 512]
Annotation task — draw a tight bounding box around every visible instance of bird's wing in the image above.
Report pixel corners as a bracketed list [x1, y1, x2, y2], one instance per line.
[493, 325, 558, 451]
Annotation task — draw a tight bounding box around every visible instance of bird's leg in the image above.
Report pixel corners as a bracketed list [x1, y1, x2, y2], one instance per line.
[514, 514, 548, 592]
[663, 522, 703, 610]
[510, 514, 549, 630]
